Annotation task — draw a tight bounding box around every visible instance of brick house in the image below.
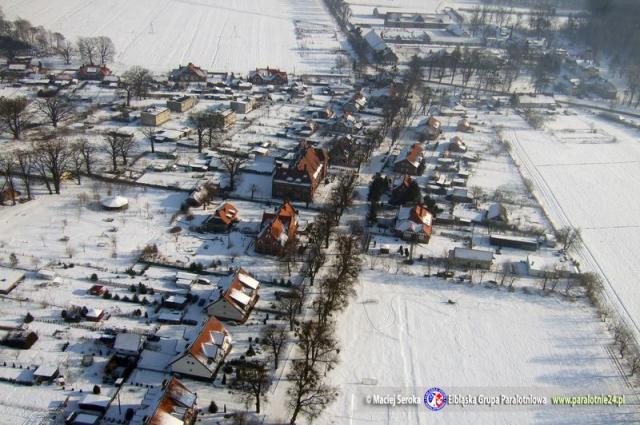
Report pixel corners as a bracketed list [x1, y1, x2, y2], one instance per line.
[393, 143, 425, 175]
[248, 68, 288, 85]
[272, 142, 329, 202]
[77, 65, 111, 81]
[393, 203, 433, 243]
[254, 201, 298, 256]
[167, 95, 198, 112]
[131, 377, 198, 425]
[169, 63, 207, 83]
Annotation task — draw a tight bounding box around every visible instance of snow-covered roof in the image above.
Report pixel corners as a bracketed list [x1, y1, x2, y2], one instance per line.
[0, 267, 24, 292]
[114, 333, 143, 354]
[100, 196, 129, 209]
[364, 29, 388, 52]
[229, 288, 251, 306]
[451, 247, 493, 262]
[33, 364, 58, 378]
[238, 272, 259, 290]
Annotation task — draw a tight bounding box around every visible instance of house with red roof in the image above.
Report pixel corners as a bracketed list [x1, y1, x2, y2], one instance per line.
[169, 63, 207, 83]
[254, 201, 298, 256]
[201, 202, 239, 232]
[77, 65, 111, 81]
[131, 377, 197, 425]
[205, 268, 260, 322]
[272, 141, 329, 202]
[393, 203, 433, 242]
[169, 317, 231, 380]
[393, 143, 425, 176]
[248, 67, 288, 85]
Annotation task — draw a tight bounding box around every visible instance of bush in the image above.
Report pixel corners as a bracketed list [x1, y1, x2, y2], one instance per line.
[208, 400, 218, 413]
[90, 273, 98, 282]
[93, 385, 101, 395]
[24, 312, 34, 323]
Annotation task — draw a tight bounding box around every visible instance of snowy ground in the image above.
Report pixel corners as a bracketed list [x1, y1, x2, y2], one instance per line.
[321, 271, 639, 425]
[0, 0, 343, 74]
[492, 109, 640, 338]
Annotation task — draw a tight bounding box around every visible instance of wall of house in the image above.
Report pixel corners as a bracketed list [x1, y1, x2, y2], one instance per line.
[171, 354, 214, 379]
[207, 300, 245, 322]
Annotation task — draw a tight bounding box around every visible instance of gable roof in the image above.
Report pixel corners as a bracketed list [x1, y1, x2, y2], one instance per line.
[213, 202, 239, 225]
[176, 317, 229, 370]
[257, 202, 298, 247]
[395, 143, 424, 168]
[396, 204, 433, 236]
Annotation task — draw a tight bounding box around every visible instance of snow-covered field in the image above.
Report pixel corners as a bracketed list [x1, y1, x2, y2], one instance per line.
[494, 110, 640, 337]
[322, 271, 639, 425]
[0, 0, 342, 74]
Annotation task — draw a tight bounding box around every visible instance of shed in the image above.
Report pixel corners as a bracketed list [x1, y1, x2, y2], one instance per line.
[114, 333, 143, 356]
[33, 365, 59, 382]
[449, 247, 494, 269]
[490, 234, 538, 251]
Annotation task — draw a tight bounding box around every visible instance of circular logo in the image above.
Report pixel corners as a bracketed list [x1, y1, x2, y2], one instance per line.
[424, 387, 448, 411]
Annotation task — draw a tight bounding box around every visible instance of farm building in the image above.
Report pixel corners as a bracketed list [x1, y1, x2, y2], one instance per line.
[490, 234, 538, 251]
[255, 201, 298, 256]
[384, 12, 453, 29]
[0, 267, 25, 294]
[449, 247, 494, 269]
[141, 106, 171, 126]
[170, 317, 231, 380]
[205, 268, 260, 323]
[167, 95, 198, 113]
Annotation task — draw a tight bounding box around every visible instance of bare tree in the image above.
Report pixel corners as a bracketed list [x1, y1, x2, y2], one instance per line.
[220, 155, 247, 192]
[287, 319, 339, 424]
[36, 95, 72, 128]
[232, 360, 271, 413]
[121, 66, 154, 106]
[278, 290, 301, 331]
[556, 226, 581, 252]
[95, 36, 115, 65]
[630, 355, 640, 376]
[57, 40, 75, 64]
[0, 96, 31, 139]
[304, 242, 326, 286]
[77, 37, 97, 65]
[33, 136, 72, 194]
[102, 132, 122, 172]
[140, 127, 156, 154]
[260, 325, 288, 370]
[117, 134, 137, 167]
[0, 153, 17, 205]
[13, 149, 34, 200]
[76, 138, 96, 175]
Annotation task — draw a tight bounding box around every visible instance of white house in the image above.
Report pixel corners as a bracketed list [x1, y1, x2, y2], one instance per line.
[114, 333, 143, 356]
[205, 268, 259, 323]
[170, 317, 231, 380]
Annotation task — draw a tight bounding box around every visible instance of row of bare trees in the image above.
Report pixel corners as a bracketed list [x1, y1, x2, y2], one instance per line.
[0, 95, 76, 139]
[0, 133, 96, 199]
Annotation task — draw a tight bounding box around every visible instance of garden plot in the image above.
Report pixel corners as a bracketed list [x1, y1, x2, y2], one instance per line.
[321, 270, 639, 425]
[0, 182, 186, 270]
